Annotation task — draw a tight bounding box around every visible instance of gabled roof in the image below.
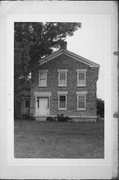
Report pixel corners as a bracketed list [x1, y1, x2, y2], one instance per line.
[39, 49, 100, 68]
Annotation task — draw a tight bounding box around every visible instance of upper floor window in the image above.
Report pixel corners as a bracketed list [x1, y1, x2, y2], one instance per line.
[39, 70, 48, 87]
[58, 69, 68, 86]
[76, 69, 87, 86]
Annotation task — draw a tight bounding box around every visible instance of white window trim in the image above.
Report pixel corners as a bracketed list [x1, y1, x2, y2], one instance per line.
[34, 92, 52, 97]
[76, 69, 87, 87]
[39, 70, 48, 87]
[76, 69, 87, 72]
[76, 91, 87, 95]
[76, 91, 87, 110]
[57, 92, 68, 110]
[57, 91, 68, 95]
[58, 69, 68, 87]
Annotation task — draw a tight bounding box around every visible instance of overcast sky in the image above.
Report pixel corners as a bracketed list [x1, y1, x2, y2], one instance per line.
[66, 15, 111, 100]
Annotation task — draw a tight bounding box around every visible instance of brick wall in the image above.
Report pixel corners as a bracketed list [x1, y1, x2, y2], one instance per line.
[30, 54, 99, 118]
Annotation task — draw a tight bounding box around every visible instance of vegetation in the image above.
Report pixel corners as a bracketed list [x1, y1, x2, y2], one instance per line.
[46, 116, 56, 122]
[14, 120, 104, 158]
[46, 114, 71, 122]
[57, 114, 71, 122]
[14, 22, 81, 92]
[97, 98, 104, 118]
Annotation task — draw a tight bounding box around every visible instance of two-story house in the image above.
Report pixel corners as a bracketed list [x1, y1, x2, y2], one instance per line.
[30, 47, 99, 121]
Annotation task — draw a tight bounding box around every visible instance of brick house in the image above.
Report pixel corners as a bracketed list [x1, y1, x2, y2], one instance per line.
[30, 48, 100, 121]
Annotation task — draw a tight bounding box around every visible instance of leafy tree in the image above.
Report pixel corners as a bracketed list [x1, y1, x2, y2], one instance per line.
[14, 22, 81, 78]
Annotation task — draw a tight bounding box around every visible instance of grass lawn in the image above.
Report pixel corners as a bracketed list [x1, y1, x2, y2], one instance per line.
[14, 120, 104, 158]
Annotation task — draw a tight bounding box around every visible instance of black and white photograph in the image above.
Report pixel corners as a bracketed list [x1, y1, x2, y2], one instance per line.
[14, 21, 104, 159]
[0, 1, 118, 179]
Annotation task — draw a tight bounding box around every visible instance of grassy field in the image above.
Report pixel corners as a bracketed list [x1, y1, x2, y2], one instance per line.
[14, 120, 104, 158]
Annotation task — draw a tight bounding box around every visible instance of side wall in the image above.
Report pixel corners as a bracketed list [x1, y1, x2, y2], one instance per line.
[30, 54, 99, 118]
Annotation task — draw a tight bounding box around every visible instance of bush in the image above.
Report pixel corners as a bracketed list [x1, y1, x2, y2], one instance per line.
[46, 117, 56, 122]
[46, 115, 71, 122]
[22, 114, 35, 120]
[57, 114, 70, 122]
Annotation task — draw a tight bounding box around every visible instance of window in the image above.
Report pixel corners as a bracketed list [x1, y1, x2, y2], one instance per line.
[59, 95, 66, 109]
[76, 92, 87, 110]
[57, 92, 68, 110]
[58, 70, 68, 86]
[25, 100, 30, 108]
[39, 70, 48, 87]
[77, 69, 87, 86]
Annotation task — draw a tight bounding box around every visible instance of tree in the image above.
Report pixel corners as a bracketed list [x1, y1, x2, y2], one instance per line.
[97, 98, 104, 118]
[14, 22, 81, 118]
[14, 22, 81, 94]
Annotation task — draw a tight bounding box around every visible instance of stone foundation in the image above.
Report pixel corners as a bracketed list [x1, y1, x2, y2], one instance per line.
[70, 117, 97, 122]
[34, 116, 97, 122]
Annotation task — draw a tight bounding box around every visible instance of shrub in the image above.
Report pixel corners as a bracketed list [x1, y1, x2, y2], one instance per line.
[46, 117, 56, 122]
[57, 114, 70, 122]
[22, 114, 35, 120]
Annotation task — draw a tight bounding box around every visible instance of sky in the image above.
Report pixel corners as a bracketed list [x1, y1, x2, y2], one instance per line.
[66, 15, 111, 101]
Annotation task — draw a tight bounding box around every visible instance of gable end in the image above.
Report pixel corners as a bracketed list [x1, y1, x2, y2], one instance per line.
[39, 49, 100, 68]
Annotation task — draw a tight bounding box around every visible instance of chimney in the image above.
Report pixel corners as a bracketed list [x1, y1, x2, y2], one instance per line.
[60, 41, 67, 50]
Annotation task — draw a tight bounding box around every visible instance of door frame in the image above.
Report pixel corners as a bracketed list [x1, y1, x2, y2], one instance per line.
[34, 92, 51, 117]
[38, 97, 49, 116]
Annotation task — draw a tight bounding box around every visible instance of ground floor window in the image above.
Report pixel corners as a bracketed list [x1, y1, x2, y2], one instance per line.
[58, 92, 67, 110]
[77, 93, 87, 110]
[57, 91, 87, 111]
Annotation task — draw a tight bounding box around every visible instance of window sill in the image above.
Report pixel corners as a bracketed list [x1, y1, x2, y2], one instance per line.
[77, 85, 86, 87]
[77, 108, 86, 111]
[58, 108, 67, 110]
[58, 85, 67, 87]
[39, 85, 47, 87]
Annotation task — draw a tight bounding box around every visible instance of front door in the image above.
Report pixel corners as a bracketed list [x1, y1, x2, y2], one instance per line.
[36, 97, 49, 116]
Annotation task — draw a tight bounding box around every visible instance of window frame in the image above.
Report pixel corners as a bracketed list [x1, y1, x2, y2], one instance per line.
[57, 91, 68, 110]
[58, 69, 68, 87]
[76, 69, 87, 87]
[39, 70, 48, 87]
[76, 92, 87, 110]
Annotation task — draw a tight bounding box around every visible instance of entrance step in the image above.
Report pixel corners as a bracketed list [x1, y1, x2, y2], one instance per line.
[35, 116, 47, 121]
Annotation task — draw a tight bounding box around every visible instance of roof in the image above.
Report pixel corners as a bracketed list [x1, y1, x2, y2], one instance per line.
[39, 49, 100, 68]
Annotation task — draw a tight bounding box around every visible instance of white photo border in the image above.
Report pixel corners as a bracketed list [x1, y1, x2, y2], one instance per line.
[7, 14, 112, 167]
